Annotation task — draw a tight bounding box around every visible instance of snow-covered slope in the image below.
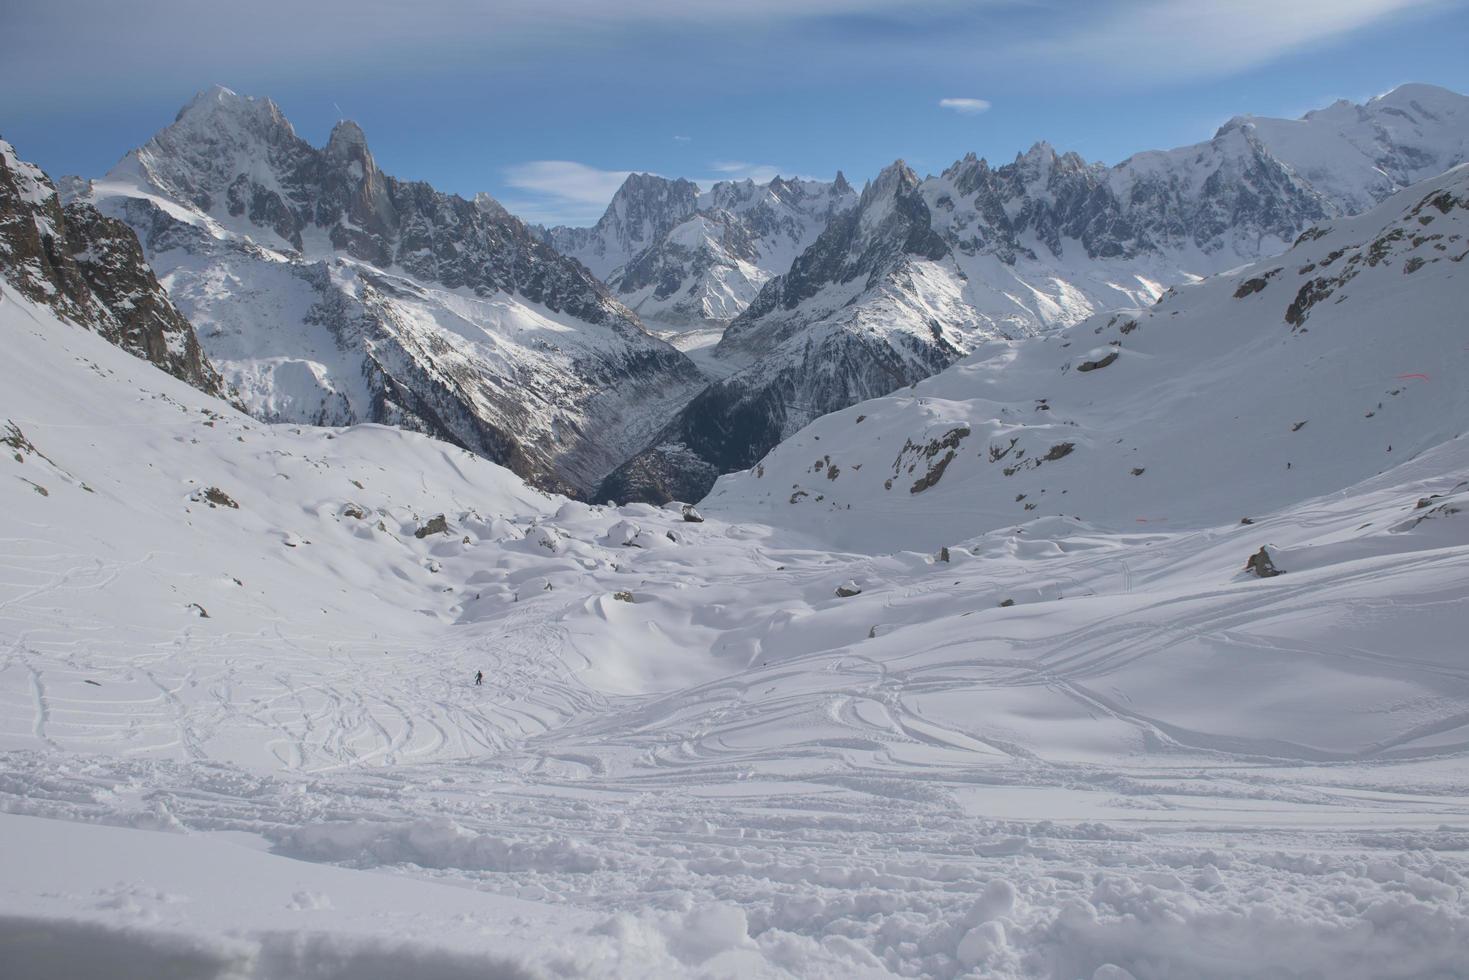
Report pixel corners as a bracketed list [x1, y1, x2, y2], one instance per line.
[5, 275, 1469, 977]
[607, 85, 1469, 506]
[69, 87, 703, 496]
[707, 164, 1469, 553]
[547, 172, 857, 338]
[1229, 82, 1469, 215]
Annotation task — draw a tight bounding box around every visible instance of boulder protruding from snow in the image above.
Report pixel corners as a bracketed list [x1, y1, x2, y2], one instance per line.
[604, 519, 641, 547]
[835, 580, 862, 598]
[202, 487, 238, 509]
[681, 504, 705, 523]
[414, 514, 449, 539]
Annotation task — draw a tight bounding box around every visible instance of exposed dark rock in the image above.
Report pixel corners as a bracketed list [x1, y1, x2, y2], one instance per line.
[202, 487, 238, 509]
[910, 451, 956, 494]
[1077, 351, 1119, 373]
[414, 514, 449, 538]
[0, 139, 229, 399]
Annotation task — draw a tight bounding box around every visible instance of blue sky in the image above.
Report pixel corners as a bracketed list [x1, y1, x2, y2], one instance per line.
[2, 0, 1467, 226]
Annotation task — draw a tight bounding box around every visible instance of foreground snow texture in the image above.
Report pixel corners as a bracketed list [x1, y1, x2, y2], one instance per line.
[3, 230, 1469, 974]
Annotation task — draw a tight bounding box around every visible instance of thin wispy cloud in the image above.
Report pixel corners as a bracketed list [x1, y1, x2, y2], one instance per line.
[502, 160, 638, 226]
[672, 135, 692, 142]
[0, 0, 960, 100]
[1030, 0, 1450, 81]
[938, 97, 991, 114]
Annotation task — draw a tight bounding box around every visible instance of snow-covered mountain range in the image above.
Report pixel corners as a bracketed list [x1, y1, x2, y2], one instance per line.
[706, 162, 1469, 552]
[545, 172, 857, 339]
[23, 83, 1466, 509]
[64, 86, 703, 496]
[606, 84, 1469, 504]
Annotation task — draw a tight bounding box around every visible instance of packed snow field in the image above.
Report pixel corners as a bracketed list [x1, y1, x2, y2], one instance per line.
[4, 274, 1469, 978]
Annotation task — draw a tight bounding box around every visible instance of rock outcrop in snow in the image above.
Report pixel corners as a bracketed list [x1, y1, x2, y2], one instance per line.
[546, 171, 857, 331]
[0, 138, 227, 398]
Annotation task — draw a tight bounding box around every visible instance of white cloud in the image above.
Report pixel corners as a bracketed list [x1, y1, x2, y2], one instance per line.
[672, 135, 692, 142]
[1032, 0, 1449, 81]
[501, 160, 638, 226]
[938, 97, 991, 114]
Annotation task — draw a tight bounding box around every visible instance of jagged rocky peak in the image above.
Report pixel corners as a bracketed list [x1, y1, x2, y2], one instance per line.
[325, 118, 369, 157]
[472, 191, 512, 220]
[103, 87, 650, 329]
[0, 137, 228, 399]
[319, 119, 398, 261]
[76, 91, 704, 497]
[1014, 139, 1055, 169]
[172, 84, 292, 134]
[831, 170, 853, 196]
[548, 168, 858, 327]
[136, 85, 300, 194]
[605, 173, 700, 233]
[861, 159, 920, 205]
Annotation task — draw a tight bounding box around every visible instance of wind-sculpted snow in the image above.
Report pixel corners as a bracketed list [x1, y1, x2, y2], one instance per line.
[4, 279, 1469, 976]
[68, 86, 703, 496]
[708, 164, 1469, 554]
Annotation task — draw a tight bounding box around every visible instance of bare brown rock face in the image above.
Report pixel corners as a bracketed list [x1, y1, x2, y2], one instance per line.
[0, 139, 228, 399]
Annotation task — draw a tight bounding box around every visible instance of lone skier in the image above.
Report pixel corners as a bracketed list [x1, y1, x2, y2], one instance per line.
[474, 670, 483, 686]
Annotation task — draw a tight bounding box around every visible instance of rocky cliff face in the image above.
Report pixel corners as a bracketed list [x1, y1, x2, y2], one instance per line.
[74, 87, 703, 496]
[547, 172, 857, 329]
[599, 161, 961, 503]
[0, 138, 227, 397]
[602, 85, 1469, 505]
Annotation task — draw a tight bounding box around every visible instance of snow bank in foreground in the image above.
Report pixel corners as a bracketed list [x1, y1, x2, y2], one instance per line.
[4, 804, 1467, 980]
[0, 812, 881, 979]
